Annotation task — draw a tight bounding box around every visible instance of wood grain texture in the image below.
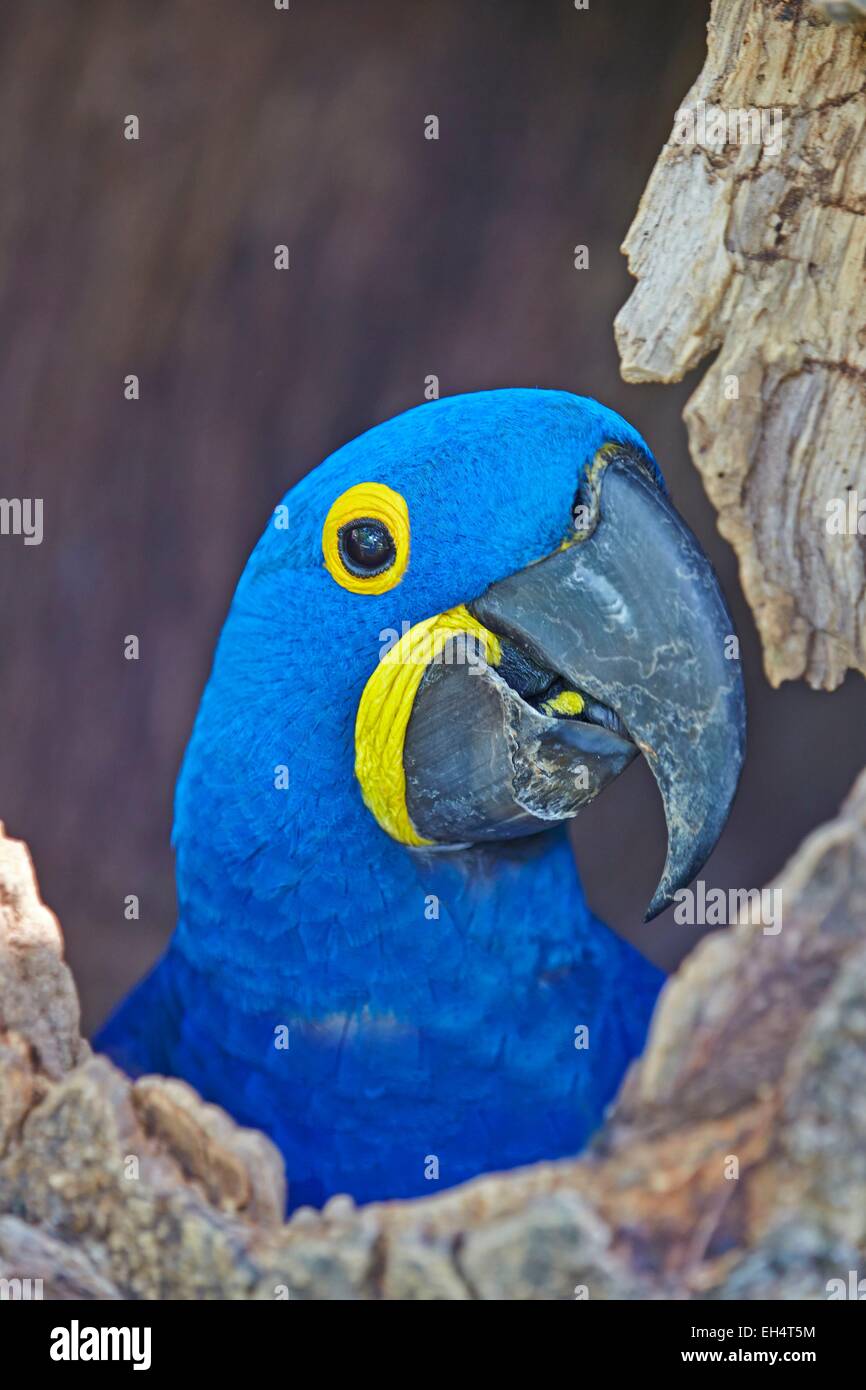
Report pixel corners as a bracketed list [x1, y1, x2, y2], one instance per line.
[3, 778, 866, 1298]
[616, 0, 866, 689]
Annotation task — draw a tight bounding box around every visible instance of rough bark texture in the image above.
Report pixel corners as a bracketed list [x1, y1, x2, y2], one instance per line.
[615, 0, 866, 690]
[2, 778, 866, 1300]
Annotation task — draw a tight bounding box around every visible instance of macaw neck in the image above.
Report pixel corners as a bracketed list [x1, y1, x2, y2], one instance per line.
[173, 803, 592, 1020]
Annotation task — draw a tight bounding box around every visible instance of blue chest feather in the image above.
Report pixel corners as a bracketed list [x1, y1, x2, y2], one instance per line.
[101, 823, 661, 1208]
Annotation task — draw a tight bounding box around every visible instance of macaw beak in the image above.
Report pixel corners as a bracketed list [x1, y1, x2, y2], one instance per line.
[400, 448, 746, 920]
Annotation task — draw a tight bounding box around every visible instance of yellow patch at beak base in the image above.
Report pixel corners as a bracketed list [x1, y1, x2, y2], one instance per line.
[354, 605, 501, 846]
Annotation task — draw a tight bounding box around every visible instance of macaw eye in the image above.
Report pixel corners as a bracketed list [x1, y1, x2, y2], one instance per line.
[339, 518, 396, 577]
[322, 481, 410, 595]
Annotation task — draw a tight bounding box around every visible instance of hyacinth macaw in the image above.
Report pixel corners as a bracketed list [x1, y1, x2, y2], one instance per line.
[97, 389, 745, 1210]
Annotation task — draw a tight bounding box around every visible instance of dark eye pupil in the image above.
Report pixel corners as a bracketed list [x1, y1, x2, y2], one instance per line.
[339, 518, 396, 576]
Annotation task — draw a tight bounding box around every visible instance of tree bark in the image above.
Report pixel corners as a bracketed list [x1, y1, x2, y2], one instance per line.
[3, 767, 866, 1299]
[615, 0, 866, 689]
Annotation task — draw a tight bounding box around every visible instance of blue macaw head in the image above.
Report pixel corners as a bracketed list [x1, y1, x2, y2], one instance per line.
[178, 389, 744, 924]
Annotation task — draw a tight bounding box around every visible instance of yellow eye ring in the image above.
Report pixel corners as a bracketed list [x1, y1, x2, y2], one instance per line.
[322, 482, 410, 595]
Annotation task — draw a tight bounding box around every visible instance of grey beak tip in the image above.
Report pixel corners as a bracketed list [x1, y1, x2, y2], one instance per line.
[644, 892, 672, 923]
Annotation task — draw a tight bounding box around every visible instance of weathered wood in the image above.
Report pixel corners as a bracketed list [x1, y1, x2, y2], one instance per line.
[3, 776, 866, 1298]
[616, 0, 866, 689]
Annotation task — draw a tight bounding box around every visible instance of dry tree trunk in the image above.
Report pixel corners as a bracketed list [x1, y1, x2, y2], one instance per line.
[616, 0, 866, 690]
[2, 0, 866, 1300]
[2, 773, 866, 1300]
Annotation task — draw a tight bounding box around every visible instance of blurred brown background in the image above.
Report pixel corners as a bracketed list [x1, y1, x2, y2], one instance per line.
[1, 0, 864, 1033]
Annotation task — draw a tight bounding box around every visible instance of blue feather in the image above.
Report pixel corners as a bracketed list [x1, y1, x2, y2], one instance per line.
[98, 389, 664, 1209]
